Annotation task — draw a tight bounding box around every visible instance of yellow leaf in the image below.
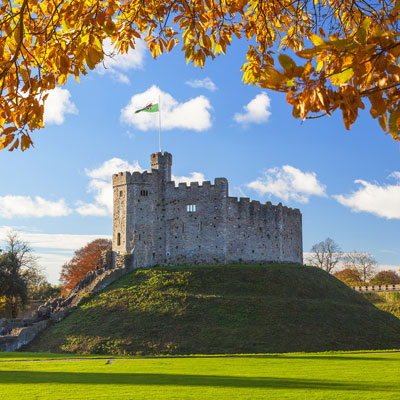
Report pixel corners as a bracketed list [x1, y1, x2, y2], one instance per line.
[263, 68, 286, 85]
[60, 55, 70, 74]
[0, 134, 15, 150]
[85, 56, 96, 70]
[286, 78, 295, 87]
[166, 39, 174, 52]
[278, 54, 296, 71]
[362, 17, 371, 31]
[378, 114, 387, 132]
[93, 36, 103, 51]
[296, 46, 324, 59]
[389, 110, 399, 137]
[356, 28, 366, 45]
[21, 135, 32, 151]
[309, 34, 325, 46]
[87, 47, 103, 66]
[1, 126, 17, 136]
[8, 138, 19, 151]
[330, 68, 354, 85]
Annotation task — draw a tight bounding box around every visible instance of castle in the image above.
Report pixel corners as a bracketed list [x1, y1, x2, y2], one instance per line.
[111, 152, 303, 268]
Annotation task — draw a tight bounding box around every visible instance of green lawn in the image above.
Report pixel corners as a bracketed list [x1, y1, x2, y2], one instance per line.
[1, 352, 400, 399]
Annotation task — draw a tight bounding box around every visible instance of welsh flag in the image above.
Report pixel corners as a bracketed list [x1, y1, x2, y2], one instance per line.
[135, 103, 159, 113]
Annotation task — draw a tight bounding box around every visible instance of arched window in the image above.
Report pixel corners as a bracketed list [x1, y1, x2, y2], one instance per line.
[117, 233, 121, 246]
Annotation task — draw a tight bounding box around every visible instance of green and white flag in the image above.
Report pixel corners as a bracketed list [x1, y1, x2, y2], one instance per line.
[135, 103, 159, 114]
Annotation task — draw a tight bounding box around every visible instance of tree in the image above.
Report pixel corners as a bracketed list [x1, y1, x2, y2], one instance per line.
[29, 281, 61, 300]
[307, 238, 342, 274]
[60, 239, 111, 294]
[0, 231, 44, 317]
[333, 268, 363, 286]
[342, 252, 377, 283]
[0, 252, 28, 318]
[370, 270, 400, 285]
[1, 0, 400, 151]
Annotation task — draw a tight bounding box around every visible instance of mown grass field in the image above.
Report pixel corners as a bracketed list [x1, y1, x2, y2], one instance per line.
[1, 351, 400, 399]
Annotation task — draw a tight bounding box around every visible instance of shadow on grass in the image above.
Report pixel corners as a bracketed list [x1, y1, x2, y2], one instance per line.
[2, 353, 398, 362]
[0, 371, 398, 392]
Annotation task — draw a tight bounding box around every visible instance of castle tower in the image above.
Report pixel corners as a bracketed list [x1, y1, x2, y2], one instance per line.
[150, 152, 172, 182]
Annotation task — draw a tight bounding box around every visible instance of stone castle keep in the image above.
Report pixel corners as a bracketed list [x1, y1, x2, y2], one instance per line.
[112, 152, 303, 268]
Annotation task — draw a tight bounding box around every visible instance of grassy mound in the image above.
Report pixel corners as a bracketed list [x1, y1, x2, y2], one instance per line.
[25, 264, 400, 355]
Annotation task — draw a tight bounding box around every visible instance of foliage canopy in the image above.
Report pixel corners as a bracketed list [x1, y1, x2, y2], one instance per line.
[371, 270, 400, 285]
[1, 0, 400, 150]
[60, 238, 111, 294]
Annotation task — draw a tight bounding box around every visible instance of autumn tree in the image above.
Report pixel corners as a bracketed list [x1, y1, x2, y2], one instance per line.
[333, 268, 363, 286]
[60, 239, 111, 294]
[370, 270, 400, 285]
[307, 238, 342, 274]
[343, 252, 377, 283]
[1, 0, 400, 151]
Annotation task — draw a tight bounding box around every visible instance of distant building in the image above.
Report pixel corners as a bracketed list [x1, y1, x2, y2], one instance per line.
[111, 152, 302, 268]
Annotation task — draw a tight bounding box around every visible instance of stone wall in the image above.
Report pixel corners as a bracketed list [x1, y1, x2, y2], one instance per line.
[0, 320, 49, 352]
[352, 284, 400, 293]
[226, 198, 302, 264]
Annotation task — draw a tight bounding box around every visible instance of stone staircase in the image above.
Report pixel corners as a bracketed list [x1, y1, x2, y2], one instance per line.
[0, 264, 131, 352]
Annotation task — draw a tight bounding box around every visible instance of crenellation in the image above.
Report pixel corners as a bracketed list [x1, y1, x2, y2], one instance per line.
[131, 171, 143, 181]
[112, 151, 302, 268]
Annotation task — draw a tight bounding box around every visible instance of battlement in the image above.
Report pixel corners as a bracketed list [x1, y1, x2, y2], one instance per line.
[227, 196, 300, 216]
[112, 170, 157, 186]
[165, 178, 228, 197]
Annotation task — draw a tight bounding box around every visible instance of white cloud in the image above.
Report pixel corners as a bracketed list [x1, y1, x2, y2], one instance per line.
[375, 264, 400, 273]
[333, 172, 400, 219]
[36, 251, 77, 284]
[234, 93, 271, 125]
[389, 171, 400, 180]
[86, 158, 144, 181]
[121, 85, 212, 131]
[44, 87, 78, 125]
[0, 227, 111, 283]
[97, 38, 146, 84]
[247, 165, 326, 203]
[172, 172, 206, 184]
[185, 77, 217, 91]
[76, 158, 207, 216]
[0, 226, 110, 251]
[76, 158, 143, 217]
[0, 196, 72, 218]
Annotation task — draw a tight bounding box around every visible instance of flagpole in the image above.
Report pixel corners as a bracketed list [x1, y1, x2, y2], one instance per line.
[158, 95, 162, 152]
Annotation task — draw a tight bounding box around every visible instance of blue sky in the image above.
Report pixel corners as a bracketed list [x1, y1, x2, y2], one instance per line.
[1, 38, 399, 283]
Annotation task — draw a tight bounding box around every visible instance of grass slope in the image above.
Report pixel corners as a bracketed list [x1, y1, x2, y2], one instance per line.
[364, 292, 400, 319]
[2, 352, 400, 399]
[26, 264, 400, 355]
